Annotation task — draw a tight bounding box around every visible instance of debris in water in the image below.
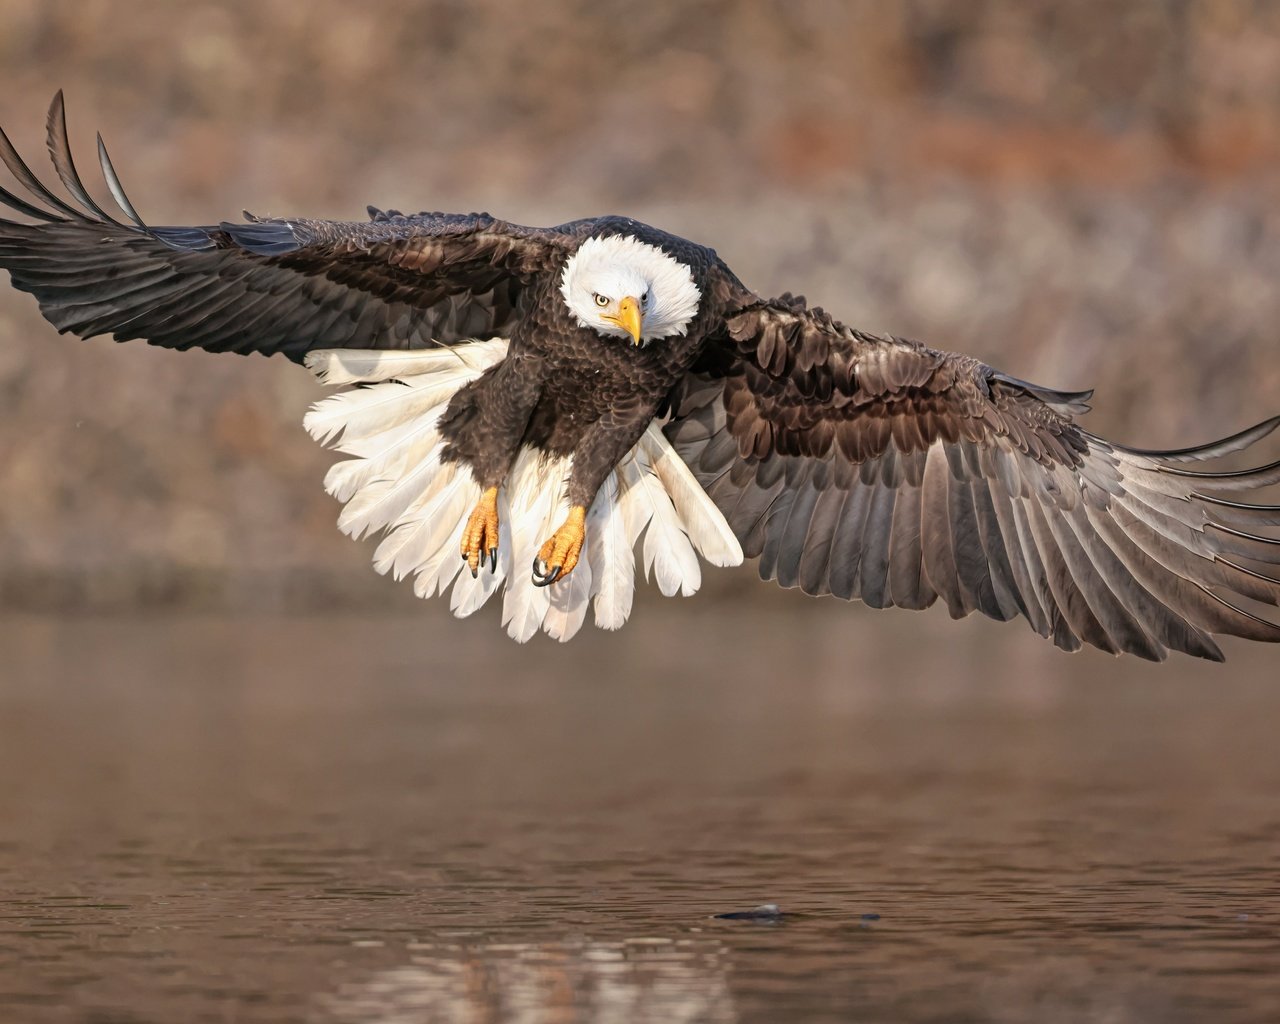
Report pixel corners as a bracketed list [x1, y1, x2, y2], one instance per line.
[714, 903, 783, 921]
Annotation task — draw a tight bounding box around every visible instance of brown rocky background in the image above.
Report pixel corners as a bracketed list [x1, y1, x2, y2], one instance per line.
[1, 0, 1279, 611]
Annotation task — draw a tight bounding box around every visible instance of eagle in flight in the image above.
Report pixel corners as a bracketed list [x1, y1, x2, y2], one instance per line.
[2, 94, 1280, 658]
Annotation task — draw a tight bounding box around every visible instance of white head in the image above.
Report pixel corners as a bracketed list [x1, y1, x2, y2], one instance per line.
[559, 235, 701, 346]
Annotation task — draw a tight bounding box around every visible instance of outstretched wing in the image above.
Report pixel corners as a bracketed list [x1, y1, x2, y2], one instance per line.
[0, 93, 576, 362]
[668, 292, 1280, 661]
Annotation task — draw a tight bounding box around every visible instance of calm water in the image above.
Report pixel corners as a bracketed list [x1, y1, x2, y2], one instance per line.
[1, 602, 1279, 1023]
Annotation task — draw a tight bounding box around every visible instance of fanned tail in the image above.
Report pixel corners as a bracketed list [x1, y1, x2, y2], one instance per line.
[304, 340, 743, 641]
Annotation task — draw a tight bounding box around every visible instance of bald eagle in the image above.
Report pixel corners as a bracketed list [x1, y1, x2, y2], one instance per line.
[2, 94, 1280, 659]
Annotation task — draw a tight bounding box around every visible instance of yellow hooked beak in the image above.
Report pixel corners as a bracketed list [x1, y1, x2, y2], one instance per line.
[603, 295, 643, 345]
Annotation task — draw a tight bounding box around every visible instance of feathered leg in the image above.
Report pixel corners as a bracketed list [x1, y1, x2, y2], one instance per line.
[531, 403, 659, 586]
[438, 354, 546, 574]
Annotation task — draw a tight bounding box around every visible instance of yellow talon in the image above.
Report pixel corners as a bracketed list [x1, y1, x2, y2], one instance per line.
[533, 505, 587, 586]
[460, 487, 500, 576]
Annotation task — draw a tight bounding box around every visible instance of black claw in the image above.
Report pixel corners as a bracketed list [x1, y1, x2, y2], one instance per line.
[470, 564, 478, 579]
[532, 564, 563, 588]
[489, 548, 498, 574]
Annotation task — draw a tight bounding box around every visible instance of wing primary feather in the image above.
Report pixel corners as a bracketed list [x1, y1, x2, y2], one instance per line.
[755, 487, 798, 582]
[44, 91, 121, 225]
[1187, 582, 1280, 637]
[984, 486, 1051, 636]
[1055, 507, 1205, 660]
[1105, 415, 1280, 463]
[728, 474, 789, 559]
[95, 133, 147, 230]
[1216, 556, 1280, 593]
[1194, 493, 1280, 529]
[0, 121, 80, 220]
[1039, 505, 1159, 658]
[0, 180, 64, 222]
[1006, 492, 1075, 646]
[946, 462, 1008, 620]
[1003, 488, 1054, 634]
[796, 483, 848, 596]
[1195, 493, 1280, 514]
[1207, 521, 1280, 549]
[773, 483, 821, 589]
[857, 481, 897, 608]
[1024, 499, 1100, 652]
[887, 481, 936, 610]
[1157, 456, 1280, 488]
[1098, 504, 1278, 643]
[826, 481, 875, 601]
[966, 478, 1030, 621]
[1113, 489, 1280, 594]
[920, 444, 971, 617]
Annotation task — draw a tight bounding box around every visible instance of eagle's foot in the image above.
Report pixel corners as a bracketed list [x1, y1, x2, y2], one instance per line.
[532, 506, 587, 587]
[460, 487, 500, 576]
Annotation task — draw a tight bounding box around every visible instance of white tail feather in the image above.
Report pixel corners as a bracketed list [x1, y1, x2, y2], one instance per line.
[501, 450, 569, 642]
[323, 418, 444, 503]
[305, 341, 740, 641]
[304, 381, 442, 446]
[640, 425, 744, 568]
[619, 452, 702, 597]
[335, 446, 449, 539]
[304, 341, 508, 385]
[410, 478, 479, 599]
[371, 463, 463, 578]
[586, 474, 633, 630]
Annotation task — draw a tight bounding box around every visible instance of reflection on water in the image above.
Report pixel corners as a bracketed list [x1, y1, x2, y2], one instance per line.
[1, 604, 1280, 1022]
[325, 939, 734, 1024]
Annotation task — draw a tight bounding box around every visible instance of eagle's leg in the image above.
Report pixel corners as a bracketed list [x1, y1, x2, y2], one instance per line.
[530, 407, 654, 586]
[532, 506, 586, 587]
[460, 486, 500, 577]
[440, 358, 546, 576]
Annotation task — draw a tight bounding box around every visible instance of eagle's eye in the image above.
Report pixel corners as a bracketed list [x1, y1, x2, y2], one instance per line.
[640, 291, 649, 308]
[593, 293, 609, 308]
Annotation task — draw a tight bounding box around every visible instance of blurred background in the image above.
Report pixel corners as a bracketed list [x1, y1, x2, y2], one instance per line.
[1, 0, 1279, 611]
[5, 5, 1280, 1023]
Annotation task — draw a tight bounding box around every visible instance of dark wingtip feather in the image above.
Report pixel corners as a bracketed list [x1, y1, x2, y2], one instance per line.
[0, 116, 78, 221]
[0, 178, 63, 223]
[95, 132, 146, 230]
[1158, 455, 1280, 487]
[44, 91, 121, 226]
[1116, 414, 1280, 464]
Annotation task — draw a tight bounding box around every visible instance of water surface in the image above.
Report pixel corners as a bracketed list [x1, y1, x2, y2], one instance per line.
[1, 604, 1279, 1022]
